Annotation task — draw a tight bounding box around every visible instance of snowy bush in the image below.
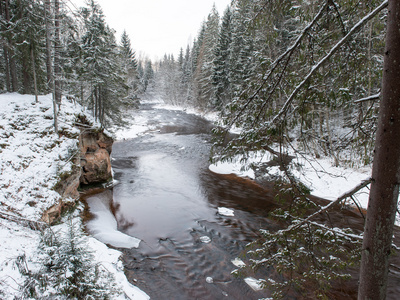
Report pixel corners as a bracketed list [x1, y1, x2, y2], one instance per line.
[19, 220, 118, 299]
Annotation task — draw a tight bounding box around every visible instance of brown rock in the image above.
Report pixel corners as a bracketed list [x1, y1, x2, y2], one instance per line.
[81, 148, 112, 184]
[41, 201, 62, 224]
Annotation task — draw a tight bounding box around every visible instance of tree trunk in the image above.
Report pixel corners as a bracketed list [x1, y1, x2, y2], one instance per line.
[31, 47, 38, 103]
[4, 0, 17, 91]
[44, 0, 53, 92]
[358, 1, 400, 299]
[3, 47, 11, 91]
[54, 0, 62, 105]
[94, 86, 98, 122]
[22, 60, 31, 94]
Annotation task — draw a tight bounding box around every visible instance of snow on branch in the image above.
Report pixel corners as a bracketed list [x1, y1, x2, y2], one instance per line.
[354, 93, 380, 103]
[230, 0, 330, 127]
[271, 0, 388, 125]
[288, 177, 372, 232]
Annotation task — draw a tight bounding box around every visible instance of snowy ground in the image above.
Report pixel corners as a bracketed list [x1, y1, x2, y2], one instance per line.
[209, 149, 372, 210]
[0, 93, 148, 299]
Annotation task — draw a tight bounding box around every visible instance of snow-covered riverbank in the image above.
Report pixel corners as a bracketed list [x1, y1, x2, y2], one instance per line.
[131, 100, 373, 213]
[0, 93, 148, 299]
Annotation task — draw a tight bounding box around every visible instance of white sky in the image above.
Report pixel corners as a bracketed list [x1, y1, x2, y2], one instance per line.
[68, 0, 232, 61]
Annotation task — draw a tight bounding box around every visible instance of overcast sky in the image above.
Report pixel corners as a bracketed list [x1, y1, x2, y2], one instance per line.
[68, 0, 232, 61]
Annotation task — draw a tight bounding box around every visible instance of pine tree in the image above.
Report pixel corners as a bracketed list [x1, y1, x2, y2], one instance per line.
[11, 0, 46, 95]
[143, 59, 154, 92]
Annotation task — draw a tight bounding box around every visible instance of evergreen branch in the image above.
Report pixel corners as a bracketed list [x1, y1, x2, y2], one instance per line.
[271, 0, 388, 125]
[287, 178, 372, 232]
[229, 0, 330, 127]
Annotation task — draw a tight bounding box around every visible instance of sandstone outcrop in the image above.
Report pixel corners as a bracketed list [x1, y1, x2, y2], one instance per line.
[79, 130, 113, 185]
[42, 128, 113, 224]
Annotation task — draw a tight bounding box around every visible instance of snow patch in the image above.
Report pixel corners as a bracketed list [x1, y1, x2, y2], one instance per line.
[200, 236, 211, 243]
[86, 192, 141, 249]
[218, 207, 235, 217]
[88, 238, 149, 300]
[244, 277, 265, 291]
[231, 257, 246, 268]
[209, 160, 255, 179]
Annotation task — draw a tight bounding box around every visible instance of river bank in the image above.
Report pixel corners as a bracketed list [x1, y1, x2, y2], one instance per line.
[0, 93, 148, 299]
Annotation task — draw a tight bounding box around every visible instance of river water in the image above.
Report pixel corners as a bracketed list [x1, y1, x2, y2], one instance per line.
[85, 102, 277, 299]
[83, 101, 400, 299]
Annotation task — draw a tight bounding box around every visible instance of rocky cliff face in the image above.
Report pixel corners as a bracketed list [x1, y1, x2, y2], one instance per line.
[79, 130, 113, 185]
[42, 128, 113, 224]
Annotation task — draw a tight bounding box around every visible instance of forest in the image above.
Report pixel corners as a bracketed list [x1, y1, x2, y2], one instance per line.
[1, 0, 400, 299]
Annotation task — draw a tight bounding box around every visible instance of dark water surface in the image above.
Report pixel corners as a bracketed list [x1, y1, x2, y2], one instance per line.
[107, 103, 275, 299]
[84, 102, 400, 300]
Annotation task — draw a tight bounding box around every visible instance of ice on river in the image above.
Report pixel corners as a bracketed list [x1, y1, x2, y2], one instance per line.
[86, 191, 141, 249]
[218, 207, 235, 217]
[244, 277, 266, 291]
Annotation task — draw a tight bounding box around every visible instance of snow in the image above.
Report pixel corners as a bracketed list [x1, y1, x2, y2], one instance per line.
[0, 93, 148, 299]
[231, 257, 246, 268]
[210, 149, 371, 211]
[0, 219, 40, 297]
[0, 93, 81, 220]
[218, 207, 235, 217]
[88, 237, 149, 300]
[210, 159, 256, 179]
[114, 115, 151, 140]
[244, 277, 266, 291]
[86, 192, 141, 249]
[200, 236, 212, 243]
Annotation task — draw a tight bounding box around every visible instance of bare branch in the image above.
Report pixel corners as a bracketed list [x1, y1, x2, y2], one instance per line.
[0, 211, 48, 231]
[354, 93, 380, 103]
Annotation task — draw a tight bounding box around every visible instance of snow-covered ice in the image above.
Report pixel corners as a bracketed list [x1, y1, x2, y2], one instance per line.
[218, 207, 235, 217]
[244, 277, 266, 291]
[231, 257, 246, 268]
[210, 149, 371, 211]
[200, 236, 212, 243]
[86, 191, 141, 249]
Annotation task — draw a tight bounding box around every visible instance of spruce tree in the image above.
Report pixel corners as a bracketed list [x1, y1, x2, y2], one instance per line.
[213, 5, 233, 110]
[80, 0, 128, 126]
[120, 29, 140, 105]
[21, 220, 117, 299]
[193, 5, 220, 109]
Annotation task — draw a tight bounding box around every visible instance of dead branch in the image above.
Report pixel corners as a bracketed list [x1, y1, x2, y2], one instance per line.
[0, 211, 48, 231]
[354, 93, 380, 103]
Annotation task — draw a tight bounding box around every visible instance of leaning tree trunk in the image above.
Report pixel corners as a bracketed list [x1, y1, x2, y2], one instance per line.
[358, 1, 400, 299]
